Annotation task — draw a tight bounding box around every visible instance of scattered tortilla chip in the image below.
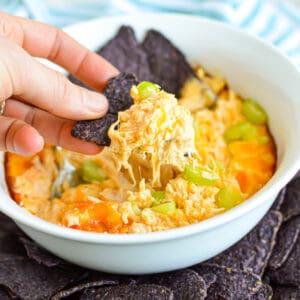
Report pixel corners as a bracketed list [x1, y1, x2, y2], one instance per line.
[88, 271, 138, 287]
[192, 263, 263, 299]
[80, 284, 174, 300]
[280, 175, 300, 221]
[253, 284, 273, 300]
[52, 278, 118, 300]
[138, 269, 207, 300]
[98, 26, 153, 82]
[0, 212, 23, 235]
[19, 237, 67, 268]
[268, 216, 300, 270]
[206, 210, 282, 276]
[0, 254, 84, 300]
[53, 270, 140, 299]
[141, 30, 194, 96]
[72, 113, 118, 146]
[271, 187, 286, 211]
[0, 235, 25, 256]
[268, 235, 300, 286]
[103, 72, 138, 114]
[0, 288, 11, 300]
[201, 272, 217, 290]
[272, 285, 300, 300]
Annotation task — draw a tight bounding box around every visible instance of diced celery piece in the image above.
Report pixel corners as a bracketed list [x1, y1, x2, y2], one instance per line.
[217, 187, 242, 210]
[242, 98, 268, 125]
[151, 201, 176, 214]
[151, 191, 166, 201]
[137, 81, 160, 100]
[224, 123, 243, 141]
[184, 165, 219, 186]
[242, 123, 257, 140]
[81, 160, 107, 182]
[223, 121, 257, 143]
[151, 191, 166, 206]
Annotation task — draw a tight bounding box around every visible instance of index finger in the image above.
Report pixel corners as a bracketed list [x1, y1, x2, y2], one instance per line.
[0, 12, 118, 91]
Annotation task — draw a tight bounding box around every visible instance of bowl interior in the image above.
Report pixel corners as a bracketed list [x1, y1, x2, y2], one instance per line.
[0, 13, 299, 243]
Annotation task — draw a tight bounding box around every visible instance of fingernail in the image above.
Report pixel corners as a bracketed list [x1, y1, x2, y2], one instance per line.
[84, 91, 108, 116]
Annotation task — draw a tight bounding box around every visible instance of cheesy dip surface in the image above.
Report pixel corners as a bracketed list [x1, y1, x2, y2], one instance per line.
[5, 67, 276, 234]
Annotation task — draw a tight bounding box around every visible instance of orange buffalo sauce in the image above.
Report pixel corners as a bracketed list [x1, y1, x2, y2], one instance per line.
[5, 153, 34, 203]
[229, 135, 276, 196]
[61, 202, 125, 233]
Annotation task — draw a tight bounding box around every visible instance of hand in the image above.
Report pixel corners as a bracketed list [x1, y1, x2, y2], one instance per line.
[0, 12, 118, 156]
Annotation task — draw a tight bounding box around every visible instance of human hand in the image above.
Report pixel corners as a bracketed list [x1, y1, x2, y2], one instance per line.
[0, 11, 118, 156]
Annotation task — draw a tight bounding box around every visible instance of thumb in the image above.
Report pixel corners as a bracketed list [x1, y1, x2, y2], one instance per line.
[0, 36, 108, 120]
[0, 116, 44, 155]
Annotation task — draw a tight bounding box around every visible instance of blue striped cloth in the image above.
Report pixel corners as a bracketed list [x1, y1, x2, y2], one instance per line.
[2, 0, 300, 66]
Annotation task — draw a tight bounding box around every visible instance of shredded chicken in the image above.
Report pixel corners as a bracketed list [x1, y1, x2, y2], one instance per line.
[108, 88, 196, 187]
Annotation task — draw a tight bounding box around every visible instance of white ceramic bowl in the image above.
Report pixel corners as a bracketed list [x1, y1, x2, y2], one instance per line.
[1, 13, 300, 275]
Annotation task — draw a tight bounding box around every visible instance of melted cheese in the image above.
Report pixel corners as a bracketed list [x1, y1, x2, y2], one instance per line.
[108, 89, 196, 187]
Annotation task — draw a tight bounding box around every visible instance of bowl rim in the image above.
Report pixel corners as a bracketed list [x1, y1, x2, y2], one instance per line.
[0, 12, 300, 244]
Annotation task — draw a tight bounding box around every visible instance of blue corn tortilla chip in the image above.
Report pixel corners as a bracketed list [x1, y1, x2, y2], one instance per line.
[80, 284, 174, 300]
[0, 235, 25, 256]
[271, 187, 286, 211]
[104, 72, 138, 114]
[72, 113, 118, 146]
[137, 269, 207, 300]
[268, 234, 300, 286]
[141, 30, 217, 102]
[141, 30, 194, 97]
[279, 171, 300, 221]
[268, 216, 300, 270]
[201, 272, 217, 290]
[253, 284, 273, 300]
[0, 212, 23, 236]
[98, 26, 153, 82]
[53, 270, 137, 299]
[19, 237, 67, 268]
[71, 73, 137, 146]
[272, 285, 300, 300]
[0, 254, 84, 300]
[192, 263, 263, 299]
[52, 278, 118, 300]
[0, 288, 11, 300]
[206, 210, 282, 276]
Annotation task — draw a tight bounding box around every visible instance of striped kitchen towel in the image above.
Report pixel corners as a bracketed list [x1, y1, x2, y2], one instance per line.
[1, 0, 300, 66]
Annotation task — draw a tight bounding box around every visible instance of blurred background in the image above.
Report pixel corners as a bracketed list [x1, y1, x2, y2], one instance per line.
[0, 0, 300, 66]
